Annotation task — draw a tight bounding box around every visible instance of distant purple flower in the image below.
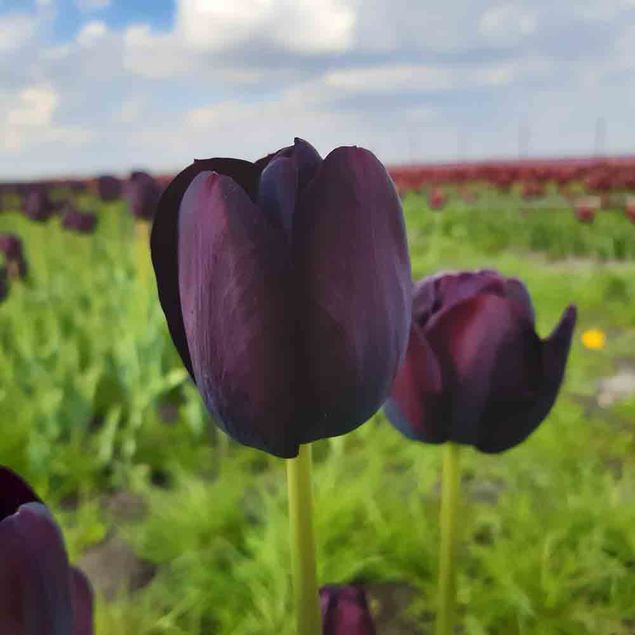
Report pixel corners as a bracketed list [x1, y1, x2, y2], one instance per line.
[320, 585, 376, 635]
[384, 270, 577, 453]
[61, 208, 98, 234]
[23, 189, 55, 222]
[151, 138, 411, 457]
[96, 176, 122, 202]
[0, 233, 28, 279]
[0, 466, 93, 634]
[125, 171, 161, 220]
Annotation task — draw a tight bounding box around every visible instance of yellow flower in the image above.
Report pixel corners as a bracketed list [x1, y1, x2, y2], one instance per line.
[581, 328, 606, 350]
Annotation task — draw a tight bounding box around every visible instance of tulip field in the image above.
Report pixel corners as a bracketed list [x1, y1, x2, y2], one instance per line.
[1, 159, 635, 635]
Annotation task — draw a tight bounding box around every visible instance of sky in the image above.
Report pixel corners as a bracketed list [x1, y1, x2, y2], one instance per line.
[1, 0, 635, 178]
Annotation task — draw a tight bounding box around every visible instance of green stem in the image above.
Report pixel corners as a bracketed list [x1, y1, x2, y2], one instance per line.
[436, 442, 462, 635]
[287, 443, 322, 635]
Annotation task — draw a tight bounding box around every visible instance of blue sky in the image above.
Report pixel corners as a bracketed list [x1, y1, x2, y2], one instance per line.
[1, 0, 635, 178]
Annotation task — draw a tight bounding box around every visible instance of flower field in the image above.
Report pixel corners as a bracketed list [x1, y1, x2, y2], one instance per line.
[0, 170, 635, 634]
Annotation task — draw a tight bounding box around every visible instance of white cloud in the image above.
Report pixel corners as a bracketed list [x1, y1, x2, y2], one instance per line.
[1, 85, 92, 152]
[479, 4, 536, 45]
[7, 85, 58, 127]
[175, 0, 356, 53]
[0, 13, 37, 52]
[76, 20, 108, 46]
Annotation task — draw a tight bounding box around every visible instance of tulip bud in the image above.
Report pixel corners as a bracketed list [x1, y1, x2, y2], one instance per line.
[61, 208, 98, 234]
[320, 585, 376, 635]
[23, 189, 55, 222]
[574, 196, 600, 224]
[625, 196, 635, 224]
[151, 138, 411, 457]
[0, 467, 93, 634]
[125, 171, 161, 220]
[428, 188, 445, 210]
[385, 270, 576, 453]
[96, 175, 122, 202]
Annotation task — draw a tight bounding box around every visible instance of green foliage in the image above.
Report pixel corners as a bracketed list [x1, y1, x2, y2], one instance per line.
[0, 194, 634, 634]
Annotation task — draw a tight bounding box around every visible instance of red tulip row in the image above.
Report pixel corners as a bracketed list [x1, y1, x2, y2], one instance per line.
[388, 155, 635, 195]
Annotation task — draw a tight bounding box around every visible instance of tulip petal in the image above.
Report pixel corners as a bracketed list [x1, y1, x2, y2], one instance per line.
[413, 270, 504, 328]
[257, 156, 298, 236]
[0, 466, 41, 521]
[0, 503, 73, 635]
[383, 324, 445, 442]
[293, 146, 411, 443]
[151, 158, 262, 379]
[426, 293, 531, 446]
[288, 138, 322, 190]
[177, 171, 298, 456]
[320, 585, 376, 635]
[71, 568, 94, 635]
[476, 305, 577, 452]
[504, 277, 536, 324]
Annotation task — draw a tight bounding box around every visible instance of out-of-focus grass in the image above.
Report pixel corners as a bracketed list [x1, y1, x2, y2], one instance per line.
[0, 191, 634, 634]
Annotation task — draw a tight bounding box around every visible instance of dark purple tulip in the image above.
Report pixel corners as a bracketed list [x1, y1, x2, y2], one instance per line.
[23, 189, 55, 222]
[0, 467, 93, 634]
[151, 138, 411, 457]
[61, 208, 98, 234]
[320, 585, 376, 635]
[384, 270, 577, 453]
[125, 171, 161, 220]
[96, 175, 122, 202]
[0, 233, 28, 279]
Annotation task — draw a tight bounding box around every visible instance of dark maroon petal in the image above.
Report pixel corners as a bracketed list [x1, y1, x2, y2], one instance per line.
[71, 568, 93, 635]
[0, 502, 73, 635]
[383, 323, 445, 443]
[413, 270, 504, 328]
[504, 277, 535, 325]
[320, 585, 376, 635]
[257, 156, 298, 237]
[258, 138, 322, 193]
[288, 138, 322, 191]
[426, 293, 527, 446]
[177, 171, 298, 457]
[0, 466, 41, 521]
[476, 305, 577, 453]
[293, 146, 411, 444]
[150, 157, 262, 380]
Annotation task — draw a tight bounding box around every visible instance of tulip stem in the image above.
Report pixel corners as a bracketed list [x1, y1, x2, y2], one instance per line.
[135, 220, 151, 285]
[287, 443, 322, 635]
[436, 442, 462, 635]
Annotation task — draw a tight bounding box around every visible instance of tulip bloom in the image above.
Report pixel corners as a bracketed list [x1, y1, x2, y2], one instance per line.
[625, 196, 635, 224]
[23, 189, 55, 222]
[0, 466, 93, 634]
[320, 585, 376, 635]
[385, 270, 576, 453]
[96, 176, 122, 202]
[61, 209, 98, 234]
[428, 188, 445, 210]
[151, 138, 411, 457]
[125, 171, 162, 221]
[574, 197, 600, 224]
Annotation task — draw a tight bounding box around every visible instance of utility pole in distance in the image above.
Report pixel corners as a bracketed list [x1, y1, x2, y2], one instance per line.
[518, 118, 530, 159]
[594, 117, 606, 156]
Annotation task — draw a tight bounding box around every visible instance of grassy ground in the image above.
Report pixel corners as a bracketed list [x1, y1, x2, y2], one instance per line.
[0, 189, 634, 634]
